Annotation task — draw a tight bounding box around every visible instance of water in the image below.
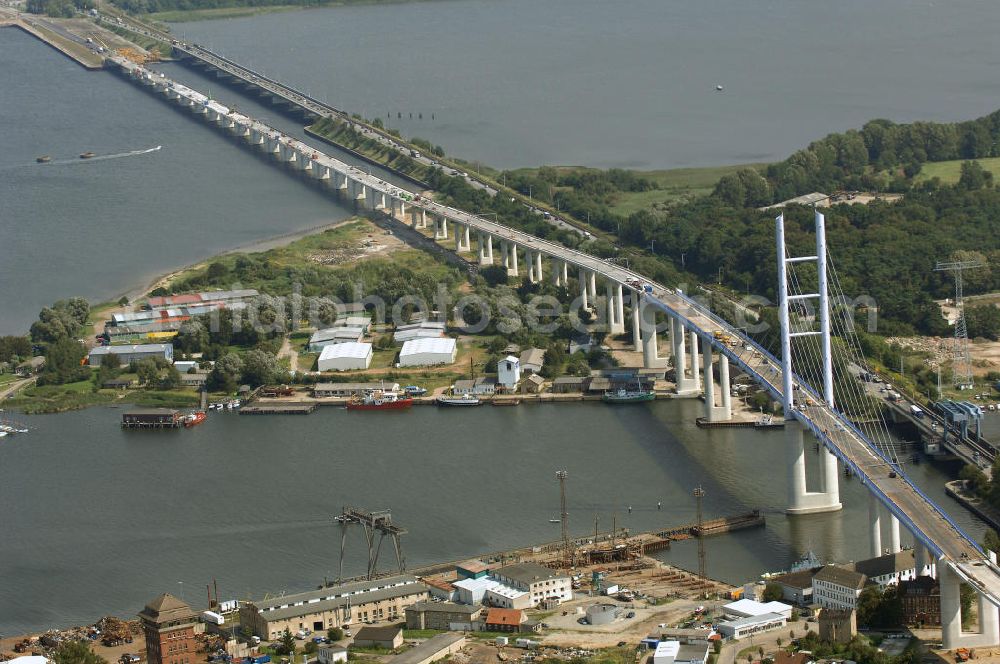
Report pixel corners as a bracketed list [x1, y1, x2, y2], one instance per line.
[0, 28, 356, 336]
[171, 0, 1000, 170]
[0, 399, 982, 635]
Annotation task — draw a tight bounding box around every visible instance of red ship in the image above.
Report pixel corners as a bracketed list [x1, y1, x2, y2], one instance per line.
[346, 389, 413, 411]
[183, 411, 207, 427]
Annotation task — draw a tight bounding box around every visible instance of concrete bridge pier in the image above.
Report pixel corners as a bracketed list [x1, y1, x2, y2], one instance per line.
[941, 555, 1000, 650]
[434, 216, 448, 240]
[689, 330, 701, 393]
[587, 271, 597, 303]
[500, 241, 509, 269]
[461, 225, 471, 251]
[869, 493, 883, 557]
[455, 224, 465, 252]
[639, 298, 669, 369]
[786, 422, 843, 515]
[409, 208, 422, 229]
[334, 170, 348, 193]
[418, 208, 427, 229]
[526, 251, 537, 283]
[534, 251, 543, 283]
[231, 120, 249, 137]
[671, 319, 697, 394]
[579, 267, 590, 309]
[295, 151, 313, 173]
[606, 283, 625, 335]
[553, 259, 563, 287]
[478, 233, 493, 265]
[247, 127, 264, 146]
[914, 542, 935, 577]
[889, 515, 901, 553]
[265, 135, 282, 156]
[508, 244, 519, 277]
[702, 343, 732, 422]
[631, 291, 642, 352]
[313, 164, 331, 184]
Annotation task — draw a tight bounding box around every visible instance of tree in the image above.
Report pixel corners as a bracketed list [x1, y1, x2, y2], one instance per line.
[762, 583, 784, 602]
[208, 352, 243, 392]
[241, 349, 286, 387]
[959, 160, 993, 190]
[984, 528, 1000, 556]
[327, 627, 343, 642]
[304, 642, 318, 655]
[38, 338, 89, 386]
[277, 628, 296, 656]
[52, 641, 108, 664]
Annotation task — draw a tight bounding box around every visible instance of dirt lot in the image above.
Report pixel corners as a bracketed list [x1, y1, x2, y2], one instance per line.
[306, 229, 406, 266]
[886, 335, 1000, 381]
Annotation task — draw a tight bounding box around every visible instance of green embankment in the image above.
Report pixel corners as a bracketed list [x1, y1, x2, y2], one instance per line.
[144, 0, 438, 22]
[915, 156, 1000, 184]
[306, 118, 435, 187]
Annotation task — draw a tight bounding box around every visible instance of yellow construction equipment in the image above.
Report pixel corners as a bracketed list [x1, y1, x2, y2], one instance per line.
[116, 47, 159, 64]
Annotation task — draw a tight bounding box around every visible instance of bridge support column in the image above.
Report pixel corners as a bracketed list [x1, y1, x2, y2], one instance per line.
[554, 259, 563, 287]
[579, 268, 589, 309]
[869, 493, 883, 557]
[455, 225, 465, 252]
[915, 542, 934, 577]
[785, 422, 842, 514]
[689, 330, 701, 393]
[632, 293, 642, 352]
[500, 242, 509, 269]
[611, 284, 625, 335]
[820, 449, 841, 510]
[409, 208, 421, 229]
[376, 193, 387, 211]
[534, 251, 543, 282]
[889, 515, 901, 553]
[509, 245, 519, 276]
[462, 225, 471, 252]
[420, 208, 427, 229]
[720, 354, 732, 415]
[672, 319, 695, 394]
[702, 344, 731, 422]
[562, 261, 569, 286]
[941, 558, 1000, 650]
[587, 271, 597, 303]
[640, 298, 669, 370]
[435, 216, 448, 240]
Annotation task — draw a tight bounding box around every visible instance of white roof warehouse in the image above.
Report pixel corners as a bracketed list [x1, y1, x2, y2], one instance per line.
[88, 343, 173, 367]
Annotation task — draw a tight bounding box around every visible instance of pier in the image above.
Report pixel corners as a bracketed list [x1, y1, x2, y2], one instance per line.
[238, 403, 316, 415]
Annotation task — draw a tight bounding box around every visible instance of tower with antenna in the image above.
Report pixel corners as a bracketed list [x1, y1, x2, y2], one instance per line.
[935, 259, 982, 390]
[556, 470, 570, 565]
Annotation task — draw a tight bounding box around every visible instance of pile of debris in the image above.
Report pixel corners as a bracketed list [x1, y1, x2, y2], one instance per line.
[95, 616, 139, 647]
[885, 336, 950, 368]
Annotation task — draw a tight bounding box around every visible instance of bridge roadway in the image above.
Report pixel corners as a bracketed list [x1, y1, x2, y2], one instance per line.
[110, 55, 1000, 609]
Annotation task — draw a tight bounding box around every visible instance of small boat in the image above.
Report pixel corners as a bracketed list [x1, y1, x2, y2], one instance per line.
[436, 394, 482, 407]
[603, 388, 655, 404]
[79, 151, 96, 159]
[492, 399, 521, 407]
[403, 385, 427, 396]
[183, 411, 206, 427]
[549, 518, 561, 524]
[347, 389, 413, 411]
[715, 84, 724, 91]
[36, 155, 51, 163]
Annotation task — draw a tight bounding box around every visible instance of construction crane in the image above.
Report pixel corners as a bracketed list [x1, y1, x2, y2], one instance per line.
[556, 470, 570, 566]
[935, 259, 983, 389]
[693, 486, 706, 580]
[334, 506, 406, 582]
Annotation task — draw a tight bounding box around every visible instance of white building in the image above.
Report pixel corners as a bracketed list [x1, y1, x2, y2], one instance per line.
[317, 343, 373, 372]
[394, 321, 447, 344]
[399, 338, 457, 367]
[812, 566, 867, 610]
[318, 646, 347, 664]
[452, 577, 528, 609]
[852, 550, 920, 588]
[88, 343, 173, 367]
[498, 356, 521, 389]
[717, 613, 787, 640]
[451, 377, 496, 396]
[309, 327, 365, 351]
[653, 641, 680, 664]
[722, 599, 793, 620]
[490, 562, 572, 607]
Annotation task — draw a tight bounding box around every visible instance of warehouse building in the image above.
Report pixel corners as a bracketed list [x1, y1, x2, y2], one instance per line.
[393, 321, 447, 344]
[145, 289, 259, 309]
[240, 575, 427, 640]
[490, 562, 572, 607]
[317, 343, 373, 372]
[353, 626, 403, 649]
[390, 634, 465, 664]
[309, 327, 366, 351]
[89, 343, 174, 367]
[722, 599, 792, 620]
[399, 338, 457, 367]
[716, 612, 787, 640]
[313, 382, 400, 397]
[405, 601, 482, 630]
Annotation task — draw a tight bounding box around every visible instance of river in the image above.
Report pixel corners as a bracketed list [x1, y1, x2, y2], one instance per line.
[170, 0, 1000, 171]
[0, 399, 983, 635]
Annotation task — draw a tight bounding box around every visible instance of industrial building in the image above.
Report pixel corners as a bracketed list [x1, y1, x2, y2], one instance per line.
[716, 612, 787, 640]
[586, 604, 619, 625]
[138, 593, 198, 664]
[398, 338, 457, 367]
[239, 575, 428, 639]
[767, 568, 818, 606]
[393, 321, 447, 344]
[145, 289, 259, 309]
[313, 382, 399, 397]
[651, 641, 709, 664]
[518, 348, 545, 374]
[317, 343, 373, 372]
[405, 601, 482, 631]
[452, 377, 497, 396]
[309, 327, 366, 351]
[89, 343, 174, 367]
[483, 608, 525, 632]
[452, 577, 529, 610]
[317, 646, 347, 664]
[498, 356, 520, 389]
[490, 562, 572, 607]
[722, 599, 792, 620]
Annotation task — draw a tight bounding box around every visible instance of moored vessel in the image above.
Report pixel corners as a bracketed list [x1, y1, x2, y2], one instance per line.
[36, 155, 51, 163]
[347, 389, 413, 410]
[436, 394, 482, 407]
[602, 388, 655, 404]
[183, 411, 206, 427]
[79, 151, 96, 159]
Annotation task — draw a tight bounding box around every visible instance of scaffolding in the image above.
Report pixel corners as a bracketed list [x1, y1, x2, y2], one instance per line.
[334, 506, 406, 582]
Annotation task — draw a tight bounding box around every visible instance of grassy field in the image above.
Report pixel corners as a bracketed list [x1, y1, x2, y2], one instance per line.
[915, 157, 1000, 184]
[147, 0, 439, 22]
[611, 163, 768, 214]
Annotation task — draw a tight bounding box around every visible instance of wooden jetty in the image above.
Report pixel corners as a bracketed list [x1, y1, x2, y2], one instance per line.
[239, 403, 316, 415]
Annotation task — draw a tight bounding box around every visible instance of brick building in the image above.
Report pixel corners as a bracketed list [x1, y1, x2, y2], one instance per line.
[899, 576, 940, 626]
[138, 594, 198, 664]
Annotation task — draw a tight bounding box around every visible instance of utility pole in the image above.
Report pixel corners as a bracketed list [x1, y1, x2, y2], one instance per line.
[693, 486, 706, 581]
[557, 470, 570, 566]
[935, 259, 982, 389]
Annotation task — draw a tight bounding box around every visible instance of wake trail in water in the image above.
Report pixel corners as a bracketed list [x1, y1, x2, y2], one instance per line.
[42, 145, 163, 166]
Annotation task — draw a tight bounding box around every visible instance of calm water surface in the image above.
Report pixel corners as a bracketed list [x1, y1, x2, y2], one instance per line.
[172, 0, 1000, 170]
[0, 400, 982, 634]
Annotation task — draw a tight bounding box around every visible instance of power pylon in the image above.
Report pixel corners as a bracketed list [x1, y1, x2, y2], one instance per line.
[693, 486, 706, 580]
[935, 260, 983, 389]
[556, 470, 570, 565]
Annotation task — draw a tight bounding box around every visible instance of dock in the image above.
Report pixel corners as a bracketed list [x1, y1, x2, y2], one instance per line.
[239, 403, 317, 415]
